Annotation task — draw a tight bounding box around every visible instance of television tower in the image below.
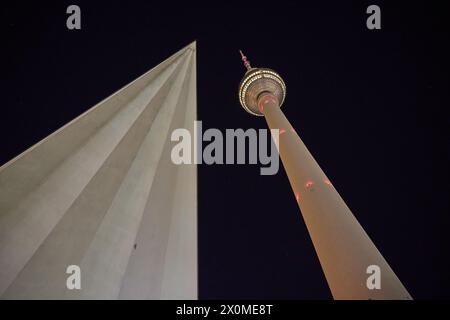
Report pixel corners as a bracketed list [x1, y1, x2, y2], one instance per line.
[238, 50, 412, 300]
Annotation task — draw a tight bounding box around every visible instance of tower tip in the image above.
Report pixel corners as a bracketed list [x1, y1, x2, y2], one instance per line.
[239, 50, 252, 71]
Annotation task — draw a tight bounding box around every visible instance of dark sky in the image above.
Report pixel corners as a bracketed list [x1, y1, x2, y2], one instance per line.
[1, 1, 449, 299]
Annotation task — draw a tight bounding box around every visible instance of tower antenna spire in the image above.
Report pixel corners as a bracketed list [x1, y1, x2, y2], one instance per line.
[239, 50, 252, 71]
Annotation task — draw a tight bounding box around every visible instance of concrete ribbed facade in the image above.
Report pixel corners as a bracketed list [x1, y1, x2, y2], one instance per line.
[0, 42, 197, 299]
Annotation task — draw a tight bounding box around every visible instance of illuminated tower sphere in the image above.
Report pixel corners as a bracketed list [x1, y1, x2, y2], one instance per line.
[238, 50, 411, 300]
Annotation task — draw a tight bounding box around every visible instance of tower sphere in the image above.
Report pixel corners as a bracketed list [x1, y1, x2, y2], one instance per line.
[238, 67, 286, 116]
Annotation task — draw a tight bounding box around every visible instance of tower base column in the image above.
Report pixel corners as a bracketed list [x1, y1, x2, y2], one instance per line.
[258, 93, 412, 300]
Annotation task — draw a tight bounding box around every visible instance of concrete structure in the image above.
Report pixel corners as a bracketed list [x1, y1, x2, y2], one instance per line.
[0, 42, 197, 299]
[238, 51, 412, 300]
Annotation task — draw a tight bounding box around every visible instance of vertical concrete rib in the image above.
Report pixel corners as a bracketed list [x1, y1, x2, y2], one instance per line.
[118, 44, 197, 299]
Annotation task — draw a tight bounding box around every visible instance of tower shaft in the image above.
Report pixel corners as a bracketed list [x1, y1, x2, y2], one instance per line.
[258, 93, 411, 300]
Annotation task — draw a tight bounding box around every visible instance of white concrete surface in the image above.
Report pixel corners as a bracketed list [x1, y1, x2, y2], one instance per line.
[0, 42, 197, 299]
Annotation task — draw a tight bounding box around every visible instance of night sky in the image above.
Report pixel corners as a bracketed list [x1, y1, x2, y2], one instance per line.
[1, 1, 449, 299]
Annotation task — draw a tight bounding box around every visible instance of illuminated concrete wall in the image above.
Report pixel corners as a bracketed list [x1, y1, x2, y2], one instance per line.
[0, 42, 197, 299]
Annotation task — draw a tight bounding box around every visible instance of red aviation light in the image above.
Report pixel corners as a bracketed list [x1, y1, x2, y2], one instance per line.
[305, 181, 314, 189]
